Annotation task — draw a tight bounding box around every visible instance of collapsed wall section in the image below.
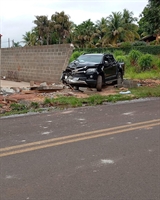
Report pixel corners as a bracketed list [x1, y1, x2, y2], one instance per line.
[1, 44, 73, 83]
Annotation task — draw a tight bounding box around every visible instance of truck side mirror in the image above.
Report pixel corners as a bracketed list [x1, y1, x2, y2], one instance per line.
[105, 61, 109, 66]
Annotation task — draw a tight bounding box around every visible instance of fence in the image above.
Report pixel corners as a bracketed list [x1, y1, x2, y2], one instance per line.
[1, 44, 73, 83]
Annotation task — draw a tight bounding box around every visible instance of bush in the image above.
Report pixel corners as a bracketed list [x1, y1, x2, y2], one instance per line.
[75, 45, 160, 55]
[10, 103, 27, 111]
[120, 42, 132, 48]
[113, 50, 125, 57]
[133, 45, 160, 55]
[152, 56, 160, 69]
[150, 40, 157, 45]
[69, 51, 84, 62]
[156, 59, 160, 69]
[30, 102, 39, 109]
[128, 50, 142, 65]
[115, 55, 127, 63]
[132, 41, 147, 46]
[138, 54, 153, 71]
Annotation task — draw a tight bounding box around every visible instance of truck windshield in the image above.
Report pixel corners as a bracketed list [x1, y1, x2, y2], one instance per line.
[77, 55, 103, 63]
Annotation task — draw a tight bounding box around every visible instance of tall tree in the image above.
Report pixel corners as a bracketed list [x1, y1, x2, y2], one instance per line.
[121, 9, 140, 42]
[104, 12, 124, 46]
[71, 19, 96, 48]
[22, 30, 39, 46]
[138, 0, 160, 37]
[93, 17, 108, 47]
[103, 11, 139, 46]
[12, 41, 22, 47]
[33, 15, 50, 45]
[50, 11, 72, 44]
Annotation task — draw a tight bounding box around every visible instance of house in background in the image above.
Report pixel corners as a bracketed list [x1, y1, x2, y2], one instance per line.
[140, 35, 156, 43]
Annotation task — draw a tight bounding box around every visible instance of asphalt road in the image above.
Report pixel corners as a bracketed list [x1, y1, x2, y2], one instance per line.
[0, 98, 160, 200]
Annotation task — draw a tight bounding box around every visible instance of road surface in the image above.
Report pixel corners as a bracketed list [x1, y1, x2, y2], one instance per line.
[0, 98, 160, 200]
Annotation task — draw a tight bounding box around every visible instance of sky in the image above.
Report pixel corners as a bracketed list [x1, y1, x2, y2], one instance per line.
[0, 0, 148, 48]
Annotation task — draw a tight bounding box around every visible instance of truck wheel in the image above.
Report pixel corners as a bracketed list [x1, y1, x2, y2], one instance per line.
[117, 72, 123, 86]
[96, 75, 102, 91]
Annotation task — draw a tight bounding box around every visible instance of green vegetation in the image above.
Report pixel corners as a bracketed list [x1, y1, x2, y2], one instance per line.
[3, 1, 159, 117]
[130, 85, 160, 98]
[138, 0, 160, 39]
[21, 0, 160, 48]
[69, 49, 160, 79]
[125, 68, 160, 79]
[20, 1, 160, 53]
[128, 50, 142, 65]
[1, 85, 160, 117]
[69, 51, 85, 62]
[30, 102, 39, 109]
[10, 103, 27, 111]
[76, 45, 160, 56]
[138, 54, 153, 71]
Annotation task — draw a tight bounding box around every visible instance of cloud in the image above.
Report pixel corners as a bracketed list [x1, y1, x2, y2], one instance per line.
[0, 0, 148, 47]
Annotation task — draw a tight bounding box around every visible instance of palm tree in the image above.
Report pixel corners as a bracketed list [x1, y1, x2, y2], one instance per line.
[50, 11, 72, 44]
[34, 15, 50, 45]
[12, 41, 22, 47]
[104, 12, 124, 46]
[103, 11, 139, 46]
[71, 19, 96, 48]
[22, 30, 38, 46]
[121, 9, 140, 42]
[93, 17, 108, 47]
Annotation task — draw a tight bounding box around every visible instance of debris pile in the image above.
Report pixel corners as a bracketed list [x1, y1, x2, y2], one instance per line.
[0, 81, 90, 114]
[1, 78, 159, 114]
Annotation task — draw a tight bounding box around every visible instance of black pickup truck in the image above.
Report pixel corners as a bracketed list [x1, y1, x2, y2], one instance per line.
[61, 53, 125, 91]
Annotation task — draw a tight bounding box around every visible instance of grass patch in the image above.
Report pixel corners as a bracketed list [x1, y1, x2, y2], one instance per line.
[125, 69, 160, 79]
[10, 103, 27, 111]
[82, 94, 108, 105]
[130, 85, 160, 98]
[1, 85, 160, 117]
[44, 96, 83, 107]
[1, 109, 29, 116]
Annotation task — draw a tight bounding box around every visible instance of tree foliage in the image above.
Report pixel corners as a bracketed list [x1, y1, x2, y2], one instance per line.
[138, 0, 160, 36]
[21, 8, 147, 48]
[50, 11, 72, 44]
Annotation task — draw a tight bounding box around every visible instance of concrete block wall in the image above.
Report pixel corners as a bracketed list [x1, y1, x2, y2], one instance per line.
[1, 44, 73, 83]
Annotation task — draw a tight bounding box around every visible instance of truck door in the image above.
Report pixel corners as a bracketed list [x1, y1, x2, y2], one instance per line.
[103, 55, 117, 80]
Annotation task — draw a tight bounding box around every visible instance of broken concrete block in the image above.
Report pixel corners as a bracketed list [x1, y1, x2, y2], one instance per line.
[1, 88, 15, 95]
[10, 87, 21, 93]
[40, 82, 48, 87]
[5, 97, 18, 103]
[30, 81, 34, 87]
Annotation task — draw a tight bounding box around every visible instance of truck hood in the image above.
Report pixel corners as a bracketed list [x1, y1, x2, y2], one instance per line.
[68, 60, 100, 69]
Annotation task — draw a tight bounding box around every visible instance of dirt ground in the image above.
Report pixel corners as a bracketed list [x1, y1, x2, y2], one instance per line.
[0, 85, 117, 103]
[0, 79, 160, 113]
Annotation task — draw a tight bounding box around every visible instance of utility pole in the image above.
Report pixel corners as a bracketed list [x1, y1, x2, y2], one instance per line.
[12, 40, 14, 47]
[8, 38, 10, 48]
[0, 34, 2, 81]
[0, 34, 2, 48]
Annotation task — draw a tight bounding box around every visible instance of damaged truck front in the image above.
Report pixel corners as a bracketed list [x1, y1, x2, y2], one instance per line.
[61, 53, 125, 91]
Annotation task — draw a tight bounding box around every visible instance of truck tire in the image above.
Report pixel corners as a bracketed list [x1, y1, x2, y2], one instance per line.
[96, 75, 102, 91]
